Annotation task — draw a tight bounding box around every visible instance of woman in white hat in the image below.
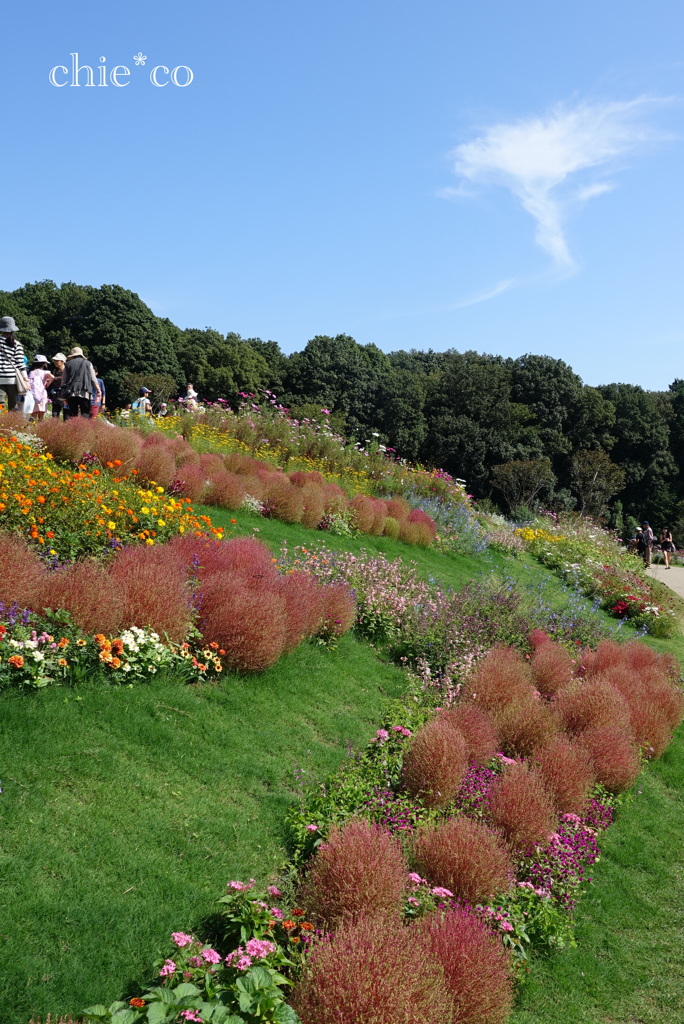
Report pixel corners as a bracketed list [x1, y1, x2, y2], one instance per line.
[27, 355, 54, 422]
[0, 316, 28, 412]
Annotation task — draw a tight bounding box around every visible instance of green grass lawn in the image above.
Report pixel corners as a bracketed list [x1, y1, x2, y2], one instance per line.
[2, 506, 684, 1024]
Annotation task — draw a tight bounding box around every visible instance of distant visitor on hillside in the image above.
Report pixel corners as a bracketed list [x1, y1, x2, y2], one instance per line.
[659, 526, 675, 569]
[0, 315, 28, 411]
[132, 387, 153, 416]
[185, 382, 199, 411]
[27, 354, 54, 422]
[641, 521, 654, 566]
[62, 346, 102, 418]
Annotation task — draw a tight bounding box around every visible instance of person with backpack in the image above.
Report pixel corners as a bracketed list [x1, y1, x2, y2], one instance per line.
[61, 347, 101, 418]
[132, 387, 152, 416]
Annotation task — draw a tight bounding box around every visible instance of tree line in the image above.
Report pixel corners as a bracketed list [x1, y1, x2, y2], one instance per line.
[2, 279, 682, 535]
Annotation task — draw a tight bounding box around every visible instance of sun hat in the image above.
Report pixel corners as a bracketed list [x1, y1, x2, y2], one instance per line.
[34, 354, 49, 364]
[68, 347, 84, 358]
[0, 316, 18, 333]
[52, 352, 67, 363]
[139, 387, 150, 395]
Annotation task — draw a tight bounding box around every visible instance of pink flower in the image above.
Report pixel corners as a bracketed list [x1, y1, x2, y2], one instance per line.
[189, 956, 203, 968]
[201, 947, 222, 964]
[408, 872, 425, 886]
[159, 959, 176, 977]
[407, 897, 420, 907]
[236, 955, 253, 971]
[305, 824, 318, 832]
[245, 938, 276, 959]
[180, 1012, 203, 1022]
[500, 921, 514, 932]
[171, 931, 194, 948]
[431, 887, 454, 898]
[270, 907, 284, 919]
[267, 885, 282, 897]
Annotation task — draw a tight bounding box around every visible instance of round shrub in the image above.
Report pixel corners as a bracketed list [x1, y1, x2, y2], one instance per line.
[171, 463, 207, 501]
[401, 718, 468, 808]
[322, 482, 346, 512]
[531, 640, 575, 697]
[90, 423, 142, 470]
[134, 446, 176, 488]
[167, 436, 200, 466]
[277, 571, 325, 652]
[487, 762, 557, 851]
[383, 515, 400, 540]
[407, 507, 437, 539]
[627, 699, 673, 759]
[554, 677, 632, 736]
[411, 816, 512, 903]
[534, 735, 595, 814]
[416, 908, 514, 1024]
[301, 819, 407, 928]
[199, 452, 225, 477]
[204, 471, 246, 510]
[0, 533, 45, 609]
[580, 639, 624, 678]
[368, 497, 388, 536]
[399, 519, 433, 546]
[42, 560, 126, 637]
[299, 485, 325, 529]
[317, 582, 356, 637]
[199, 579, 287, 672]
[439, 704, 499, 765]
[264, 480, 304, 523]
[110, 544, 192, 642]
[462, 646, 535, 716]
[496, 696, 559, 758]
[171, 535, 280, 587]
[290, 915, 453, 1024]
[36, 416, 93, 463]
[349, 494, 376, 534]
[385, 497, 410, 521]
[577, 725, 641, 793]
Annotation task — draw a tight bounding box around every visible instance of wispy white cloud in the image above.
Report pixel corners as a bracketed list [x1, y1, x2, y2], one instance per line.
[447, 277, 515, 309]
[447, 96, 671, 271]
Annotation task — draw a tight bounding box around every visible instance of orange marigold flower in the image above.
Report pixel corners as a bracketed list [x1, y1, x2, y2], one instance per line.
[129, 998, 146, 1008]
[290, 936, 301, 944]
[300, 922, 314, 931]
[282, 921, 296, 930]
[110, 656, 122, 669]
[8, 655, 24, 668]
[209, 642, 219, 650]
[292, 908, 306, 917]
[58, 658, 68, 667]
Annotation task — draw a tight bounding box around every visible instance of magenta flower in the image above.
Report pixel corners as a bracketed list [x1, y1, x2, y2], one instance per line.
[267, 885, 282, 897]
[431, 886, 454, 898]
[171, 931, 194, 948]
[159, 959, 176, 977]
[201, 947, 222, 964]
[180, 1012, 203, 1022]
[305, 823, 318, 832]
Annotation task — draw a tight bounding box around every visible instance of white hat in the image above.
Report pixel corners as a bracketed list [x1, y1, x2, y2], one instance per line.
[34, 354, 49, 363]
[0, 316, 18, 333]
[52, 352, 67, 363]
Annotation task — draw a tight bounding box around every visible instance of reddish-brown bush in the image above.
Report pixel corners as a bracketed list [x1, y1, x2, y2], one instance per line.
[0, 533, 45, 609]
[577, 725, 641, 793]
[277, 571, 325, 651]
[199, 452, 225, 478]
[134, 446, 176, 488]
[581, 639, 624, 678]
[411, 817, 512, 903]
[41, 561, 126, 636]
[368, 497, 388, 535]
[439, 704, 499, 765]
[223, 452, 255, 475]
[289, 469, 325, 488]
[301, 819, 407, 928]
[141, 431, 170, 450]
[171, 463, 208, 501]
[0, 410, 30, 435]
[496, 697, 559, 758]
[407, 507, 437, 538]
[291, 915, 453, 1024]
[534, 736, 595, 814]
[416, 909, 515, 1024]
[199, 578, 287, 671]
[643, 678, 684, 732]
[240, 473, 266, 501]
[462, 646, 535, 716]
[622, 641, 661, 674]
[349, 494, 376, 534]
[317, 582, 356, 637]
[264, 480, 304, 523]
[322, 482, 346, 511]
[109, 545, 192, 642]
[402, 718, 468, 808]
[626, 700, 672, 759]
[170, 535, 280, 586]
[204, 471, 246, 510]
[90, 424, 142, 470]
[384, 496, 410, 521]
[399, 519, 433, 546]
[167, 436, 200, 466]
[528, 628, 552, 649]
[554, 677, 632, 736]
[36, 417, 93, 462]
[531, 641, 575, 697]
[299, 485, 325, 529]
[487, 762, 557, 851]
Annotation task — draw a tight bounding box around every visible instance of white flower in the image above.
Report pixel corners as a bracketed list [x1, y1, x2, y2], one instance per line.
[32, 651, 45, 662]
[123, 663, 132, 672]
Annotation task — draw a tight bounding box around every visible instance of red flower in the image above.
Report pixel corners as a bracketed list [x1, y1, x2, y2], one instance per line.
[129, 997, 146, 1008]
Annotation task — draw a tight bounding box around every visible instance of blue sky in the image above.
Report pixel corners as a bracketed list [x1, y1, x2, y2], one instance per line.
[2, 1, 682, 389]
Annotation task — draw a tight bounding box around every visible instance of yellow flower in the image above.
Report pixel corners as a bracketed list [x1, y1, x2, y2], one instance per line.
[107, 521, 116, 530]
[145, 538, 155, 545]
[141, 506, 150, 514]
[157, 519, 166, 527]
[156, 486, 164, 493]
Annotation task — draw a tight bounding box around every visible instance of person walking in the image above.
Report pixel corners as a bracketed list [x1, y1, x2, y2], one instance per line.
[89, 367, 106, 418]
[641, 521, 654, 566]
[0, 316, 28, 411]
[48, 353, 69, 419]
[659, 526, 675, 569]
[62, 347, 101, 418]
[27, 355, 54, 421]
[131, 387, 153, 416]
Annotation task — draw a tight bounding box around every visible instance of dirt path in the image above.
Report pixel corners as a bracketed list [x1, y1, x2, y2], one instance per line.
[646, 564, 684, 600]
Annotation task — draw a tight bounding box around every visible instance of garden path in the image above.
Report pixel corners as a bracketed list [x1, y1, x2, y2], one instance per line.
[646, 563, 684, 600]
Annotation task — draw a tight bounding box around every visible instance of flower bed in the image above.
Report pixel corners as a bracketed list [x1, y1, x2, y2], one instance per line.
[516, 516, 677, 637]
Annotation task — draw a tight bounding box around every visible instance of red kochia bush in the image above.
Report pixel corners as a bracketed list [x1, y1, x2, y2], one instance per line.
[627, 700, 673, 759]
[528, 628, 552, 649]
[90, 424, 142, 470]
[36, 416, 93, 463]
[299, 485, 325, 529]
[407, 507, 437, 539]
[399, 519, 433, 546]
[579, 639, 624, 678]
[277, 571, 325, 652]
[0, 533, 44, 609]
[554, 677, 632, 736]
[411, 817, 512, 903]
[349, 494, 376, 534]
[577, 725, 641, 793]
[301, 819, 407, 928]
[170, 535, 280, 586]
[264, 480, 304, 523]
[199, 578, 287, 672]
[416, 909, 515, 1024]
[199, 452, 226, 478]
[384, 496, 410, 521]
[291, 915, 452, 1024]
[171, 463, 207, 500]
[531, 640, 575, 697]
[401, 718, 468, 808]
[439, 704, 499, 765]
[462, 646, 535, 717]
[134, 446, 176, 488]
[42, 561, 126, 637]
[487, 762, 557, 851]
[317, 582, 356, 637]
[496, 696, 559, 758]
[108, 544, 191, 641]
[203, 471, 246, 510]
[534, 735, 595, 814]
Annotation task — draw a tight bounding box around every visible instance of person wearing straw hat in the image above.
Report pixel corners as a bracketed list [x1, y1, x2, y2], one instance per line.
[61, 346, 101, 418]
[0, 316, 29, 411]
